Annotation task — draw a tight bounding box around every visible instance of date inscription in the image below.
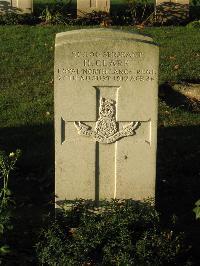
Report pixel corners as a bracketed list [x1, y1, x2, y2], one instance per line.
[57, 50, 156, 82]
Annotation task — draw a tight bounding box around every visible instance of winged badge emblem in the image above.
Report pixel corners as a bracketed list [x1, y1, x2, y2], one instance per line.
[74, 97, 140, 144]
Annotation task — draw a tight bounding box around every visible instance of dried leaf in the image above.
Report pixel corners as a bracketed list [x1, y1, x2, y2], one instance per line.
[169, 56, 176, 60]
[174, 64, 180, 70]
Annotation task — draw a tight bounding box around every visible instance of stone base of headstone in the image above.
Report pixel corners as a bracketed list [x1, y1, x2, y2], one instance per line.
[155, 2, 189, 25]
[12, 0, 33, 14]
[0, 0, 33, 14]
[77, 0, 110, 18]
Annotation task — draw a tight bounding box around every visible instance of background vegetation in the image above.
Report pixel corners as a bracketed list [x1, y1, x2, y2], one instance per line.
[0, 0, 200, 25]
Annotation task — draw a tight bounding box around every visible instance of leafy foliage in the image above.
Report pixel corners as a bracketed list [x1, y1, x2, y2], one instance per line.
[187, 20, 200, 28]
[39, 0, 74, 25]
[193, 200, 200, 219]
[0, 150, 21, 261]
[36, 200, 190, 265]
[0, 0, 199, 26]
[125, 0, 153, 25]
[0, 13, 40, 25]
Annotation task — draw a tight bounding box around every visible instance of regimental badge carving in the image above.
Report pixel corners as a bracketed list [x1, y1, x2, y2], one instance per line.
[74, 97, 140, 144]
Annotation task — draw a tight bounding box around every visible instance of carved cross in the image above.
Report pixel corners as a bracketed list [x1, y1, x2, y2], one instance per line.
[73, 86, 142, 202]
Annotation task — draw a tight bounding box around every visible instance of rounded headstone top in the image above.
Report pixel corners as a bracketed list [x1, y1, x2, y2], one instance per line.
[56, 29, 154, 45]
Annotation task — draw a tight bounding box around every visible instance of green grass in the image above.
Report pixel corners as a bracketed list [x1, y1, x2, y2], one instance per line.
[0, 25, 200, 264]
[0, 26, 199, 128]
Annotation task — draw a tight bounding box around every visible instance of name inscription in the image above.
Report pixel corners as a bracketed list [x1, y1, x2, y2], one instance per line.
[57, 51, 156, 82]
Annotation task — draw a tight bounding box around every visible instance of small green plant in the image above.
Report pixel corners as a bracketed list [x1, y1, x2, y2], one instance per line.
[193, 200, 200, 219]
[125, 0, 153, 25]
[36, 199, 190, 265]
[39, 6, 73, 25]
[40, 7, 53, 24]
[39, 0, 74, 25]
[187, 20, 200, 28]
[0, 150, 21, 257]
[0, 150, 21, 206]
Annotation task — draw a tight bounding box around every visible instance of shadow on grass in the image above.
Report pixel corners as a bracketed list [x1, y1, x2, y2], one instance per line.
[156, 125, 200, 262]
[0, 123, 54, 264]
[190, 5, 200, 21]
[0, 122, 200, 263]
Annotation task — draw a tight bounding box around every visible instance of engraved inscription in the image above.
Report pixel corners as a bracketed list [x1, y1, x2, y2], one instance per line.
[57, 51, 157, 82]
[57, 67, 156, 82]
[83, 59, 129, 67]
[57, 50, 156, 82]
[72, 51, 144, 58]
[74, 97, 140, 144]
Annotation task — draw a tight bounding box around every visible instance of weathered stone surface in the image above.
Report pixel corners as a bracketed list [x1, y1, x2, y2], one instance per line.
[77, 0, 110, 17]
[55, 29, 159, 205]
[56, 29, 153, 43]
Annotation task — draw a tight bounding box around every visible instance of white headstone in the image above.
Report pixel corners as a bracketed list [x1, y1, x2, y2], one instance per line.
[77, 0, 110, 17]
[55, 29, 159, 205]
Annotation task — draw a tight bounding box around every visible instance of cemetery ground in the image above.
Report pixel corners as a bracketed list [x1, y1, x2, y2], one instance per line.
[0, 25, 200, 264]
